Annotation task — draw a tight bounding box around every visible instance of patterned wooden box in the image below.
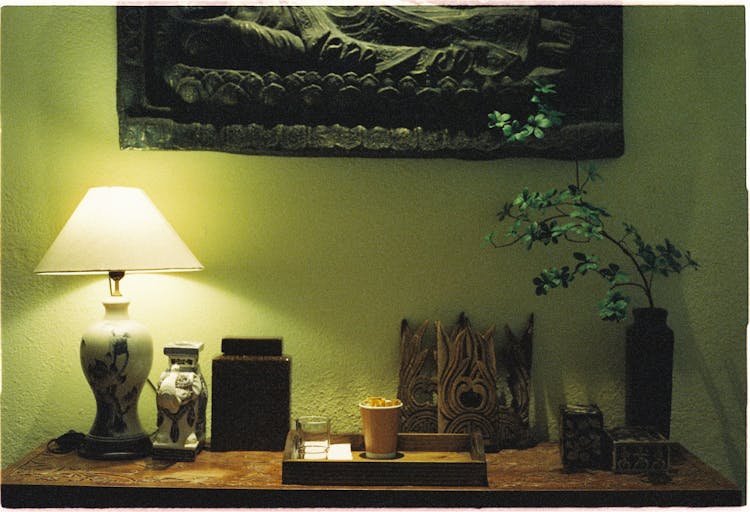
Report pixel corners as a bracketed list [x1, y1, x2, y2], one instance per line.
[606, 426, 671, 474]
[211, 337, 291, 451]
[559, 404, 607, 470]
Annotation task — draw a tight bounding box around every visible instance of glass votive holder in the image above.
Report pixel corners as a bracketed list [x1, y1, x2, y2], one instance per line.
[295, 416, 330, 460]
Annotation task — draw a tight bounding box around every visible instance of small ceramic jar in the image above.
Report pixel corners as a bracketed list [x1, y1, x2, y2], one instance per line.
[153, 341, 207, 461]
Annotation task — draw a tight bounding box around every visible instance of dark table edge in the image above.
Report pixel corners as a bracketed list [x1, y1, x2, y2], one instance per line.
[2, 484, 744, 508]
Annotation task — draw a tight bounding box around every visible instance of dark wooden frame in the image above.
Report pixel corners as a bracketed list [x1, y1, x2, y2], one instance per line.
[117, 6, 623, 159]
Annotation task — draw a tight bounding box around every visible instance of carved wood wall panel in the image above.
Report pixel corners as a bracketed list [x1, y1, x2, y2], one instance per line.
[398, 314, 534, 451]
[437, 315, 501, 449]
[398, 319, 438, 433]
[117, 6, 623, 159]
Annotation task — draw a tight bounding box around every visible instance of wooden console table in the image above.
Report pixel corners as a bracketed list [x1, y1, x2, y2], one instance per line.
[1, 441, 741, 508]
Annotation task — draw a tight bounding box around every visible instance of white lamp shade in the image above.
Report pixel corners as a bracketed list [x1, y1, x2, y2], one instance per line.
[35, 187, 203, 274]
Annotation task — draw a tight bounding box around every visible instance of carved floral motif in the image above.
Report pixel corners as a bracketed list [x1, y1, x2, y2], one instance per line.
[398, 314, 534, 450]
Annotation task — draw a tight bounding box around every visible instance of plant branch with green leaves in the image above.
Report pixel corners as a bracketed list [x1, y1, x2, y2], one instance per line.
[485, 84, 699, 321]
[488, 81, 565, 142]
[484, 162, 699, 320]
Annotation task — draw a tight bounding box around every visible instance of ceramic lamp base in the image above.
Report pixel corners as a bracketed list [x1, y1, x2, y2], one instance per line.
[79, 433, 152, 460]
[79, 296, 153, 460]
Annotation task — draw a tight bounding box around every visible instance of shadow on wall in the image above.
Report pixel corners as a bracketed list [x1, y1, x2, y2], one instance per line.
[529, 308, 628, 444]
[678, 316, 747, 490]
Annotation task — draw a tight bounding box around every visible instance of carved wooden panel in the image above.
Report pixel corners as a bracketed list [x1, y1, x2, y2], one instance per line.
[117, 6, 623, 159]
[437, 314, 500, 450]
[397, 319, 437, 433]
[498, 315, 534, 448]
[398, 314, 534, 451]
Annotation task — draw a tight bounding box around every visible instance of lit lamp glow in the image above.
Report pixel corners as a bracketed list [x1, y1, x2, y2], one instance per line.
[35, 187, 203, 459]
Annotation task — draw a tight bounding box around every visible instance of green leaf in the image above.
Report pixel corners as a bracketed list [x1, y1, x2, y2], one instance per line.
[510, 130, 529, 142]
[571, 203, 610, 227]
[513, 188, 529, 207]
[613, 271, 630, 284]
[573, 222, 604, 240]
[551, 222, 576, 239]
[597, 290, 631, 321]
[508, 217, 523, 236]
[534, 114, 553, 128]
[585, 163, 602, 182]
[533, 266, 575, 295]
[540, 107, 565, 126]
[533, 81, 557, 94]
[572, 252, 599, 276]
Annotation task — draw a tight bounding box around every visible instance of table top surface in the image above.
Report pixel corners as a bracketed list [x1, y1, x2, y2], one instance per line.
[1, 440, 742, 508]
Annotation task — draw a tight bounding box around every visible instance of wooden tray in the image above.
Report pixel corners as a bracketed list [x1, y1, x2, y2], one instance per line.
[282, 432, 487, 486]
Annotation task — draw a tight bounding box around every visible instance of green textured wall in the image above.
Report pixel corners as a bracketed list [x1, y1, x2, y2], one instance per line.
[2, 6, 746, 491]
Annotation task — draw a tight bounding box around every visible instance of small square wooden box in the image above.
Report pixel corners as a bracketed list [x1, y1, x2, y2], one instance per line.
[559, 404, 607, 470]
[606, 426, 671, 474]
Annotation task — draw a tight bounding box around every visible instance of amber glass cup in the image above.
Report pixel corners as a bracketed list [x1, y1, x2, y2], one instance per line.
[359, 399, 402, 459]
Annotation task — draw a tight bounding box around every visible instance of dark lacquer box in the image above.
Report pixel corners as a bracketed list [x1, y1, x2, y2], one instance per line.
[559, 404, 607, 470]
[211, 337, 291, 451]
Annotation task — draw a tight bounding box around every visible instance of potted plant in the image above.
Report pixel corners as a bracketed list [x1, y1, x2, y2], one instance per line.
[485, 82, 699, 437]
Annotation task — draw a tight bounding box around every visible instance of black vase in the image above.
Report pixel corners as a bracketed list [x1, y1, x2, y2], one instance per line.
[625, 307, 674, 438]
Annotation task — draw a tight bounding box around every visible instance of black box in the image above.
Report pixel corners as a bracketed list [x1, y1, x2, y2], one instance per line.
[559, 404, 607, 470]
[211, 338, 291, 451]
[606, 426, 671, 474]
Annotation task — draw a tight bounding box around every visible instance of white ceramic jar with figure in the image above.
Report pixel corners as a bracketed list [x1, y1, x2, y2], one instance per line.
[153, 341, 207, 461]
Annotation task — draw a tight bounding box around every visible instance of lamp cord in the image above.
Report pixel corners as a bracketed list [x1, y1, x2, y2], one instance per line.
[47, 431, 85, 454]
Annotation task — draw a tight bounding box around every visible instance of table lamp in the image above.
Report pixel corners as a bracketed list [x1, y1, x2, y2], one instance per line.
[35, 186, 203, 459]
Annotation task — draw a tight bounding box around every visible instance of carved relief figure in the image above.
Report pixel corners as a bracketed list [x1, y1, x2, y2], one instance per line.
[168, 6, 574, 84]
[118, 6, 623, 158]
